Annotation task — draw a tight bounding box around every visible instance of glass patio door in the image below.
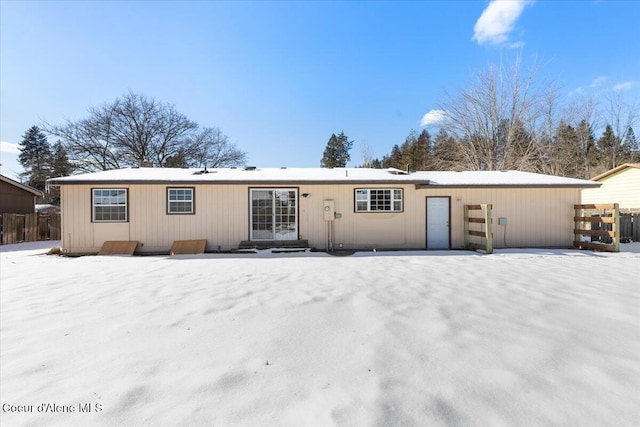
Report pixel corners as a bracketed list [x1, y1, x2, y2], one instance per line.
[250, 189, 297, 240]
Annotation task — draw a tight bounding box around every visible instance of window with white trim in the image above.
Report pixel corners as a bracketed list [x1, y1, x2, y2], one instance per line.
[167, 187, 194, 214]
[355, 188, 403, 212]
[92, 189, 128, 222]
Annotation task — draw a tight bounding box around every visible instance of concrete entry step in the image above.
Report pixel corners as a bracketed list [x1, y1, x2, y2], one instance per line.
[238, 239, 309, 250]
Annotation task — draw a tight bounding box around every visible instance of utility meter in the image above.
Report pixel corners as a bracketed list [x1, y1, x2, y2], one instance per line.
[323, 200, 335, 221]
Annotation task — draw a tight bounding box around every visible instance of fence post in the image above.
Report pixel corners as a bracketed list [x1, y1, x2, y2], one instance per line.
[463, 205, 470, 248]
[484, 204, 493, 254]
[613, 203, 620, 252]
[574, 205, 581, 246]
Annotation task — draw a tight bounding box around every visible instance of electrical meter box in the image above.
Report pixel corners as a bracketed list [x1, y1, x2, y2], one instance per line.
[323, 200, 335, 221]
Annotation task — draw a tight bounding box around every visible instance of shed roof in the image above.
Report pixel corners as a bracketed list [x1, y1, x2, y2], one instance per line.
[0, 174, 44, 196]
[590, 163, 640, 182]
[47, 167, 600, 188]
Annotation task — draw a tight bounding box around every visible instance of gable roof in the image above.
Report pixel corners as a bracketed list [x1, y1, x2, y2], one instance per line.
[47, 167, 600, 188]
[590, 163, 640, 182]
[0, 174, 44, 197]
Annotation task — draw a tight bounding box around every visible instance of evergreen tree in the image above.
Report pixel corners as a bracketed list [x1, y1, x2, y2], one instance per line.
[399, 130, 418, 171]
[18, 126, 52, 191]
[432, 130, 463, 170]
[50, 141, 73, 177]
[415, 130, 433, 170]
[553, 122, 580, 178]
[381, 144, 403, 169]
[320, 131, 353, 167]
[45, 141, 74, 204]
[577, 120, 597, 177]
[506, 119, 539, 172]
[623, 127, 640, 162]
[369, 158, 383, 168]
[596, 124, 617, 172]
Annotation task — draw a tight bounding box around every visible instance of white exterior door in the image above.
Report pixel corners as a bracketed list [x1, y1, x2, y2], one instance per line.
[250, 189, 298, 240]
[426, 197, 450, 249]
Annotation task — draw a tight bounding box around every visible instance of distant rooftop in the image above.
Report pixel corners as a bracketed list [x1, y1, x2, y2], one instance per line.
[47, 167, 600, 188]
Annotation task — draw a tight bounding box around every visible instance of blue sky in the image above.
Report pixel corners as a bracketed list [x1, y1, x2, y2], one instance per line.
[1, 0, 638, 180]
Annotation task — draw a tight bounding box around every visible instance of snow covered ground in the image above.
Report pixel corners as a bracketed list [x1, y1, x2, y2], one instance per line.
[1, 241, 639, 427]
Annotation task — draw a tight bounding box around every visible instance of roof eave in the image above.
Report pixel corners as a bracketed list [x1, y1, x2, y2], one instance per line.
[1, 175, 44, 196]
[47, 179, 433, 186]
[590, 163, 640, 181]
[414, 183, 601, 189]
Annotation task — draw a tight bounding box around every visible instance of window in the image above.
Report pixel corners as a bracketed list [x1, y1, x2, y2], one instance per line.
[355, 188, 403, 212]
[93, 189, 127, 222]
[167, 187, 194, 214]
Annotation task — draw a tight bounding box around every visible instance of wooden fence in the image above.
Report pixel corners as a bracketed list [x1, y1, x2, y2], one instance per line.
[573, 204, 619, 252]
[1, 213, 61, 245]
[620, 213, 640, 242]
[464, 204, 493, 254]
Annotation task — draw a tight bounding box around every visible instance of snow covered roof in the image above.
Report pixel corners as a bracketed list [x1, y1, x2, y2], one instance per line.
[47, 167, 600, 188]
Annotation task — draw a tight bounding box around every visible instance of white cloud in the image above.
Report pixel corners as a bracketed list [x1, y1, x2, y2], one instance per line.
[613, 81, 635, 91]
[591, 76, 608, 87]
[420, 110, 447, 127]
[473, 0, 531, 45]
[571, 87, 585, 96]
[0, 141, 21, 154]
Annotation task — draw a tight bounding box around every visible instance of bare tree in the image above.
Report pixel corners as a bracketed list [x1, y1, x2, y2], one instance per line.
[46, 92, 247, 171]
[561, 96, 600, 178]
[360, 142, 374, 168]
[603, 91, 638, 169]
[437, 57, 553, 171]
[187, 127, 247, 168]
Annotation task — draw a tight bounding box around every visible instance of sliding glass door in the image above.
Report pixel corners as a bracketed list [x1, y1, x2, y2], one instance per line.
[250, 189, 297, 240]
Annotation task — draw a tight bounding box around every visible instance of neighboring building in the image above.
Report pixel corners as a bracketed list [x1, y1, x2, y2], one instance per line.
[582, 163, 640, 211]
[47, 167, 599, 254]
[0, 174, 44, 214]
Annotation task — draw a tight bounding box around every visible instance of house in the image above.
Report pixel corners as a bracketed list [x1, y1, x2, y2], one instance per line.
[581, 163, 640, 211]
[47, 167, 599, 254]
[0, 174, 44, 215]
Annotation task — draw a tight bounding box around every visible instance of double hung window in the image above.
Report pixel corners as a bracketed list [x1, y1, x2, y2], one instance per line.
[167, 188, 194, 214]
[92, 189, 128, 222]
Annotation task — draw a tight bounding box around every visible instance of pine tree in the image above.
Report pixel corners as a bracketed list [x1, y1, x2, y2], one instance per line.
[381, 145, 402, 169]
[415, 130, 433, 170]
[320, 131, 353, 168]
[596, 124, 617, 172]
[51, 141, 73, 177]
[553, 122, 580, 178]
[432, 130, 462, 170]
[623, 127, 640, 162]
[570, 120, 597, 178]
[369, 158, 382, 168]
[18, 126, 52, 191]
[399, 131, 418, 171]
[44, 141, 73, 204]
